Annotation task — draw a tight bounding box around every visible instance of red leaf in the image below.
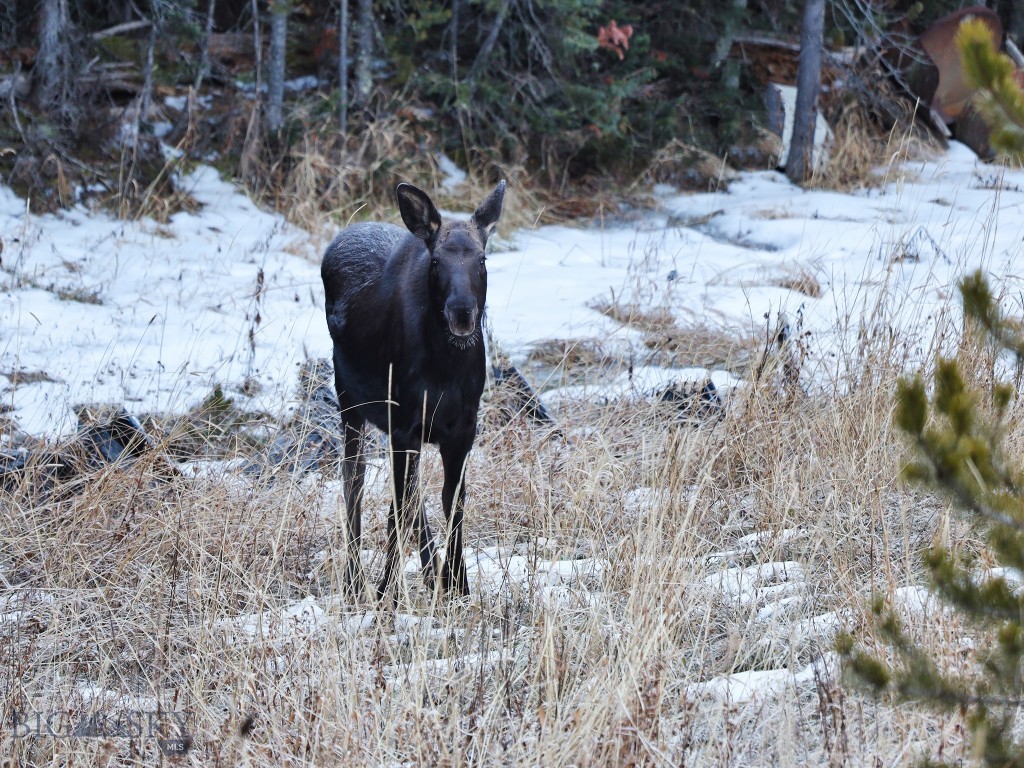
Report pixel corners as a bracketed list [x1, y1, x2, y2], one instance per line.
[597, 20, 634, 61]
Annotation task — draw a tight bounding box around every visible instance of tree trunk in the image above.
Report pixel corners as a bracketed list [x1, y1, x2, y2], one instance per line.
[194, 0, 217, 93]
[240, 0, 263, 184]
[339, 0, 348, 136]
[136, 21, 155, 141]
[786, 0, 825, 184]
[35, 0, 77, 127]
[353, 0, 373, 107]
[267, 0, 289, 133]
[141, 23, 155, 120]
[449, 0, 459, 85]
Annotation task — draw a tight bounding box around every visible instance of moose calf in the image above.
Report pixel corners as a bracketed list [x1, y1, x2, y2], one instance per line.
[321, 180, 506, 602]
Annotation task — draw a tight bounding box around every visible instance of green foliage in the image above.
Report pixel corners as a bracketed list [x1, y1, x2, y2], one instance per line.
[957, 18, 1024, 158]
[377, 0, 783, 181]
[4, 0, 821, 206]
[840, 269, 1024, 765]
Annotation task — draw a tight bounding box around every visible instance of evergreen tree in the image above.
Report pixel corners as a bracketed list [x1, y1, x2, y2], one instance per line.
[838, 270, 1024, 765]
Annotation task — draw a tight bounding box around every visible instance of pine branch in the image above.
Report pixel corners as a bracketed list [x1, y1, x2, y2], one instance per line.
[957, 18, 1024, 159]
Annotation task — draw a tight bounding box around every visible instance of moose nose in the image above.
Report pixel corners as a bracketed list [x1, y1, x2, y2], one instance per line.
[445, 302, 478, 336]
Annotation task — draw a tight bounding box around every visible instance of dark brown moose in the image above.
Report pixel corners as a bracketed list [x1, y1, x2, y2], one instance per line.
[321, 180, 506, 602]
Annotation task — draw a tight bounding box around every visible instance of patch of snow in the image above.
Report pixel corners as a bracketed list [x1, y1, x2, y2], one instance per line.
[540, 366, 739, 413]
[464, 544, 606, 598]
[468, 548, 533, 593]
[982, 566, 1024, 592]
[688, 653, 838, 705]
[284, 75, 320, 92]
[163, 93, 212, 110]
[733, 527, 806, 553]
[73, 683, 159, 712]
[218, 595, 327, 643]
[891, 585, 942, 616]
[437, 154, 467, 192]
[535, 557, 606, 586]
[706, 561, 806, 606]
[150, 121, 174, 139]
[622, 486, 670, 517]
[1, 164, 324, 435]
[755, 594, 804, 622]
[791, 610, 849, 646]
[385, 649, 509, 687]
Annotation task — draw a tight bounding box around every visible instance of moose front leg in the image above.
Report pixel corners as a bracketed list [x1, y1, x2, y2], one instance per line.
[416, 499, 439, 592]
[439, 439, 472, 597]
[378, 442, 439, 603]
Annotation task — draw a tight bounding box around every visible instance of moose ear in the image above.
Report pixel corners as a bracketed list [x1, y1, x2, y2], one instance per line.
[396, 183, 442, 242]
[471, 179, 506, 242]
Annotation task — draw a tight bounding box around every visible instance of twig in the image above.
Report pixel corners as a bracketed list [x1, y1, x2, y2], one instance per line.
[6, 60, 26, 144]
[90, 19, 152, 41]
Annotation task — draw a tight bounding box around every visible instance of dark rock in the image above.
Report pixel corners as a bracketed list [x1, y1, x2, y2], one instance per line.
[244, 358, 344, 478]
[491, 363, 555, 426]
[659, 378, 724, 421]
[76, 405, 158, 465]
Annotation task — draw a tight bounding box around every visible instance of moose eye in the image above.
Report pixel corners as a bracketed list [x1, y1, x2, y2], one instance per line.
[479, 256, 486, 267]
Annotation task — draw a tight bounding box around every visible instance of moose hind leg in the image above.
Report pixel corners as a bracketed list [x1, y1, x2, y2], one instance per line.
[377, 445, 420, 603]
[341, 421, 367, 599]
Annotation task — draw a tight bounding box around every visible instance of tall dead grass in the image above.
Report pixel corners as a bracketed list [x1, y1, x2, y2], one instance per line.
[0, 261, 1011, 766]
[244, 102, 543, 244]
[808, 102, 944, 192]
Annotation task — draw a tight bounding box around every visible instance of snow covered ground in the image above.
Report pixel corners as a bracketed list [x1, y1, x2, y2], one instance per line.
[1, 141, 1021, 437]
[2, 143, 1010, 758]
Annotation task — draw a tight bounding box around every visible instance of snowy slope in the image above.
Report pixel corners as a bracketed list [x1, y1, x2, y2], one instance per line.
[1, 167, 325, 435]
[2, 142, 1022, 436]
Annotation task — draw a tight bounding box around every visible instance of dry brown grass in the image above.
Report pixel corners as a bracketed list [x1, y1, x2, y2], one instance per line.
[589, 292, 756, 374]
[263, 109, 443, 239]
[772, 267, 823, 299]
[0, 267, 1009, 766]
[643, 319, 757, 373]
[640, 140, 737, 193]
[242, 102, 545, 246]
[590, 295, 678, 336]
[807, 103, 943, 192]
